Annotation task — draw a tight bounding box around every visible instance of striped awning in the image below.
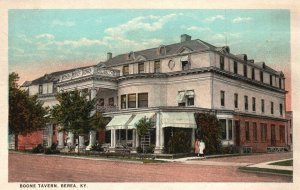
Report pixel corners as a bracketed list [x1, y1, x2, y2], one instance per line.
[106, 114, 133, 130]
[127, 113, 155, 129]
[161, 112, 196, 129]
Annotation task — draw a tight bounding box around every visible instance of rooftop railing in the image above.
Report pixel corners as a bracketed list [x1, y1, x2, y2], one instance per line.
[59, 66, 120, 82]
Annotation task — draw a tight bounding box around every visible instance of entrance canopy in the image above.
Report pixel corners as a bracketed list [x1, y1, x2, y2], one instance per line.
[106, 114, 133, 130]
[127, 112, 155, 129]
[161, 112, 196, 129]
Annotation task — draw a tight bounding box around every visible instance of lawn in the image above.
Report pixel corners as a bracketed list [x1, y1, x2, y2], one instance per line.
[269, 160, 293, 166]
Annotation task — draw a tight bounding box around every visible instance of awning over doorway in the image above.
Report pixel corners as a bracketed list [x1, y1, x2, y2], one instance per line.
[127, 112, 155, 129]
[106, 114, 133, 130]
[161, 112, 197, 129]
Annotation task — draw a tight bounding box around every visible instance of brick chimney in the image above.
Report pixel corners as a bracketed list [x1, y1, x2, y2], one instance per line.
[181, 34, 192, 43]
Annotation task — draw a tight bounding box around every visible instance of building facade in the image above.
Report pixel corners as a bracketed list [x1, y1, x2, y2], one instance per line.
[14, 34, 289, 153]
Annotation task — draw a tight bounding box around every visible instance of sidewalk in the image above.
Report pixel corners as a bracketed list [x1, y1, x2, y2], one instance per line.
[246, 158, 293, 171]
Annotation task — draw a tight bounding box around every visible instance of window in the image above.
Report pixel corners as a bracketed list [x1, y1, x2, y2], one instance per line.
[38, 84, 43, 94]
[220, 56, 225, 70]
[121, 95, 126, 109]
[245, 122, 250, 142]
[279, 78, 282, 88]
[244, 96, 248, 111]
[234, 61, 238, 74]
[182, 61, 189, 70]
[271, 101, 274, 114]
[243, 64, 247, 77]
[251, 68, 255, 80]
[219, 119, 226, 140]
[270, 75, 273, 86]
[123, 65, 129, 75]
[128, 94, 136, 108]
[138, 63, 144, 73]
[228, 120, 233, 140]
[253, 123, 258, 142]
[234, 93, 238, 108]
[138, 93, 148, 108]
[261, 99, 265, 113]
[252, 97, 256, 112]
[280, 126, 285, 143]
[260, 71, 264, 82]
[154, 60, 160, 73]
[99, 98, 104, 106]
[109, 97, 114, 106]
[280, 103, 283, 116]
[186, 90, 194, 106]
[220, 91, 225, 107]
[261, 123, 267, 142]
[53, 84, 57, 93]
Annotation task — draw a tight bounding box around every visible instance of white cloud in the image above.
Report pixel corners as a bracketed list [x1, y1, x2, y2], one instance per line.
[232, 17, 252, 23]
[203, 15, 224, 22]
[105, 13, 177, 37]
[35, 33, 55, 40]
[52, 19, 75, 27]
[185, 26, 211, 32]
[53, 37, 107, 47]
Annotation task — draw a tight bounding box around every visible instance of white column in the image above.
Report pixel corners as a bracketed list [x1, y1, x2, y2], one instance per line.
[47, 125, 53, 148]
[226, 119, 229, 140]
[57, 126, 64, 149]
[67, 132, 74, 147]
[136, 130, 140, 148]
[110, 129, 114, 147]
[160, 127, 164, 150]
[191, 128, 195, 149]
[79, 135, 85, 149]
[155, 112, 162, 153]
[86, 130, 96, 150]
[90, 88, 97, 100]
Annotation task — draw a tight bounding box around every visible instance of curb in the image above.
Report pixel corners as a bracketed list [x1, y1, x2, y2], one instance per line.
[239, 167, 293, 177]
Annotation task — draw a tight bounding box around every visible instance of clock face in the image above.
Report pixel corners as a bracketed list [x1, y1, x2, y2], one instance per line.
[168, 60, 175, 70]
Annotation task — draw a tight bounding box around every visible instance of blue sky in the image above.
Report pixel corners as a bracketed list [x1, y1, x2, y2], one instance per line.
[9, 9, 290, 83]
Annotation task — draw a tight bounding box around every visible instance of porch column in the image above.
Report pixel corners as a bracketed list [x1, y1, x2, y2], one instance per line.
[79, 135, 85, 149]
[155, 112, 162, 153]
[67, 132, 74, 147]
[136, 130, 140, 148]
[90, 87, 97, 100]
[57, 126, 64, 149]
[86, 130, 96, 150]
[132, 130, 136, 148]
[226, 119, 229, 140]
[191, 128, 195, 149]
[47, 125, 53, 148]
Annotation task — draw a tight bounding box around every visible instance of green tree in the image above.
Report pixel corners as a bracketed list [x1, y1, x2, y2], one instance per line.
[9, 72, 48, 150]
[50, 90, 94, 154]
[194, 112, 222, 155]
[135, 117, 153, 153]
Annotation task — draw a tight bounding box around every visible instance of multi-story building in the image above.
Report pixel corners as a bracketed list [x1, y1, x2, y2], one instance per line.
[15, 34, 288, 153]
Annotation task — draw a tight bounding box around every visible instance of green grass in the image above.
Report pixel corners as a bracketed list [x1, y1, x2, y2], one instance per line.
[269, 160, 293, 166]
[239, 166, 292, 176]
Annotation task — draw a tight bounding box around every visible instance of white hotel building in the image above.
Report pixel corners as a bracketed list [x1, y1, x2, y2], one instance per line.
[18, 34, 288, 153]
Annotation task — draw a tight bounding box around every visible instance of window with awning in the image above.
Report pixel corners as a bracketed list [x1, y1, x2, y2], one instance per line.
[127, 113, 155, 129]
[106, 115, 133, 130]
[161, 112, 196, 129]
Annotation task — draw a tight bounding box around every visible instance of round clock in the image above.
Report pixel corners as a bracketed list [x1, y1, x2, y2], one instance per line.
[168, 60, 175, 70]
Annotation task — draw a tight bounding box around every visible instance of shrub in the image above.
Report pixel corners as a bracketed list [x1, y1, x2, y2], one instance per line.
[136, 146, 143, 154]
[166, 130, 191, 154]
[91, 143, 103, 151]
[31, 144, 44, 153]
[44, 148, 60, 154]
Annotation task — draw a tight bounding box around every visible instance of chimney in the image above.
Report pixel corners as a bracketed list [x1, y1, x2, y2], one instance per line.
[181, 34, 191, 43]
[107, 52, 112, 60]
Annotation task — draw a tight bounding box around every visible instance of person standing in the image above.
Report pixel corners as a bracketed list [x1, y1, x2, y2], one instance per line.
[199, 139, 206, 158]
[194, 139, 200, 157]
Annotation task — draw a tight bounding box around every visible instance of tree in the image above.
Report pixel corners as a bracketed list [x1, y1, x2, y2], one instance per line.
[135, 117, 153, 153]
[9, 72, 48, 150]
[50, 90, 94, 154]
[194, 112, 222, 155]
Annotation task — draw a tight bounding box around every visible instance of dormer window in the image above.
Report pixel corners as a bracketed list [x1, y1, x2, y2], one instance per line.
[138, 63, 144, 74]
[220, 56, 225, 70]
[243, 64, 247, 77]
[154, 60, 160, 73]
[182, 61, 189, 70]
[234, 61, 238, 74]
[251, 68, 255, 80]
[260, 71, 264, 82]
[38, 84, 43, 95]
[123, 65, 129, 75]
[270, 75, 273, 86]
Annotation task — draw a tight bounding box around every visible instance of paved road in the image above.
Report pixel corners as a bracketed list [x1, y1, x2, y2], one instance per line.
[9, 152, 292, 182]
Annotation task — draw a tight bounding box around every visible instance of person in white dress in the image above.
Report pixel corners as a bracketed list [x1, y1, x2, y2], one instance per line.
[199, 139, 206, 158]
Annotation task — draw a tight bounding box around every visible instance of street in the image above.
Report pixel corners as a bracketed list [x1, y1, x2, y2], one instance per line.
[9, 152, 292, 182]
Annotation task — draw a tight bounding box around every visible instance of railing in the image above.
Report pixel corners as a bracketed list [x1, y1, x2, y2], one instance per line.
[96, 105, 119, 113]
[59, 66, 120, 82]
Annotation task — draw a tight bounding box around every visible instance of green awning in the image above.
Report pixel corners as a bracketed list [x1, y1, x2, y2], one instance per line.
[127, 113, 155, 129]
[161, 112, 196, 129]
[106, 114, 133, 130]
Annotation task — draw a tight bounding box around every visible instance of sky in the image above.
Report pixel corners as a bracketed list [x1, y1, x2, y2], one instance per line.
[8, 9, 291, 110]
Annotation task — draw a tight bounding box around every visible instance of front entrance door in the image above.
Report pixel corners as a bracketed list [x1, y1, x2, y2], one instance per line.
[271, 125, 276, 146]
[235, 120, 240, 146]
